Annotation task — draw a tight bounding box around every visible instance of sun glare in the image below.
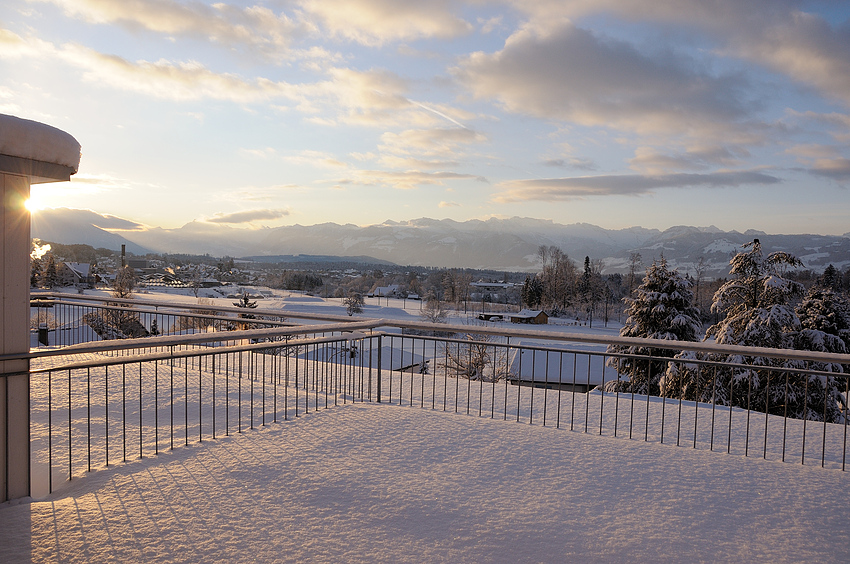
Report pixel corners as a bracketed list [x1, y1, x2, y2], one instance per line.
[25, 189, 51, 213]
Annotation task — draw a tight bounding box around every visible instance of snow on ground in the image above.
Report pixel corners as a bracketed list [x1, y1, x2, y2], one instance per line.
[50, 286, 625, 338]
[2, 400, 848, 563]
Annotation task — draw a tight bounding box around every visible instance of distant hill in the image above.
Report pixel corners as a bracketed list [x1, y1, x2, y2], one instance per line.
[32, 208, 850, 275]
[31, 208, 151, 255]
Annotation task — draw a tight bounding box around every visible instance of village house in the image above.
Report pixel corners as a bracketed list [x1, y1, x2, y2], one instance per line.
[509, 309, 548, 324]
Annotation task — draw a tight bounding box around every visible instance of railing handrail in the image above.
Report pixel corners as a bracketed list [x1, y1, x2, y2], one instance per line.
[28, 293, 850, 366]
[6, 319, 382, 362]
[32, 291, 360, 324]
[29, 331, 367, 375]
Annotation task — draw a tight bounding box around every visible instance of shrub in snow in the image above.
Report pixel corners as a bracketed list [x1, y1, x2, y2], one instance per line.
[83, 310, 149, 340]
[606, 257, 701, 395]
[438, 334, 513, 382]
[344, 291, 364, 316]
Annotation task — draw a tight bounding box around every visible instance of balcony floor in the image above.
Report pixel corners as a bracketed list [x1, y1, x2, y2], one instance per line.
[2, 400, 849, 563]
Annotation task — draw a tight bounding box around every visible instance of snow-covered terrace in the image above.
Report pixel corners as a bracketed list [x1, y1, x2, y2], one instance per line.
[1, 398, 848, 562]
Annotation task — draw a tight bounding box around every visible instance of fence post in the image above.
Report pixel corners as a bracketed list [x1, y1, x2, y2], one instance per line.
[377, 334, 382, 403]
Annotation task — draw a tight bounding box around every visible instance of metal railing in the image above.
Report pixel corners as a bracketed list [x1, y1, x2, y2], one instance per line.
[11, 294, 850, 499]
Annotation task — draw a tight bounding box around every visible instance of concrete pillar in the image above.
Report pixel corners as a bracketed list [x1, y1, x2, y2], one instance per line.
[1, 171, 31, 500]
[1, 115, 79, 501]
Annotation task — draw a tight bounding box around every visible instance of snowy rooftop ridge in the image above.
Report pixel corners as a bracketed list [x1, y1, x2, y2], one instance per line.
[0, 114, 81, 172]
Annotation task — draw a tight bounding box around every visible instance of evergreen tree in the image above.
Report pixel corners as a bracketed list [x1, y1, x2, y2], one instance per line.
[521, 276, 543, 309]
[819, 264, 842, 292]
[31, 255, 43, 288]
[669, 240, 832, 419]
[606, 257, 701, 395]
[791, 283, 850, 421]
[43, 253, 57, 289]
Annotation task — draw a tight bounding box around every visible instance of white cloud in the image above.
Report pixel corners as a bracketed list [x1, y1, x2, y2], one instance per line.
[494, 171, 781, 202]
[35, 0, 309, 58]
[809, 158, 850, 181]
[300, 0, 472, 46]
[452, 22, 757, 142]
[507, 0, 850, 106]
[207, 208, 290, 224]
[333, 169, 486, 190]
[629, 145, 748, 174]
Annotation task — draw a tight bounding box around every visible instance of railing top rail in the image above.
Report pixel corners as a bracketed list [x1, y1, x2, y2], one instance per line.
[4, 319, 381, 362]
[28, 331, 368, 375]
[377, 321, 850, 366]
[32, 291, 359, 323]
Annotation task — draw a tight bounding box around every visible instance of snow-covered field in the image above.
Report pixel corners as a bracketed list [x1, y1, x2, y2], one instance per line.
[2, 398, 848, 563]
[7, 287, 846, 562]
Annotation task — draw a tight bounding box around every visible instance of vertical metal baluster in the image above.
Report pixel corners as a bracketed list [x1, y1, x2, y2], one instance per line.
[821, 366, 828, 468]
[644, 358, 650, 442]
[226, 352, 230, 434]
[295, 345, 300, 415]
[599, 354, 605, 435]
[122, 364, 127, 462]
[422, 339, 427, 410]
[515, 347, 522, 422]
[557, 351, 564, 430]
[47, 370, 53, 492]
[784, 371, 791, 462]
[199, 353, 203, 442]
[764, 370, 771, 460]
[155, 361, 159, 454]
[238, 350, 243, 432]
[105, 365, 110, 466]
[443, 339, 448, 412]
[139, 362, 143, 457]
[842, 375, 848, 471]
[68, 369, 72, 481]
[529, 349, 535, 424]
[710, 365, 717, 452]
[585, 355, 592, 434]
[212, 354, 216, 439]
[613, 355, 620, 437]
[184, 361, 189, 445]
[456, 342, 461, 414]
[728, 368, 735, 455]
[467, 340, 472, 416]
[170, 356, 174, 450]
[386, 336, 393, 405]
[87, 367, 92, 472]
[801, 371, 808, 466]
[571, 353, 578, 432]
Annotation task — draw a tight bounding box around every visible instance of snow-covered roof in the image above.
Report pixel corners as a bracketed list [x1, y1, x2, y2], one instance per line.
[514, 309, 545, 318]
[64, 262, 91, 277]
[0, 114, 81, 174]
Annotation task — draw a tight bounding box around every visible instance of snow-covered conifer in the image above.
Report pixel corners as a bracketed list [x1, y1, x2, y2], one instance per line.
[791, 284, 850, 421]
[606, 257, 701, 395]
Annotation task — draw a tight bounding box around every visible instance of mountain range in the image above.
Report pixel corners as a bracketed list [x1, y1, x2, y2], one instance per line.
[31, 208, 850, 276]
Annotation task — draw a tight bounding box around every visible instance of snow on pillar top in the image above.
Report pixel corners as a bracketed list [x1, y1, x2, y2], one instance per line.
[0, 113, 81, 183]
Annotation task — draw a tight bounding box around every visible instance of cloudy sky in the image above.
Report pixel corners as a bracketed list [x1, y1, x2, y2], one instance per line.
[2, 0, 849, 234]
